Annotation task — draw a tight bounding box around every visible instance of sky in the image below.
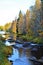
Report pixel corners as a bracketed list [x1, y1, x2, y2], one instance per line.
[0, 0, 35, 25]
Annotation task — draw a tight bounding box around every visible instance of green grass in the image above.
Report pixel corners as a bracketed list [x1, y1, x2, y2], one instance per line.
[0, 40, 12, 65]
[19, 34, 43, 44]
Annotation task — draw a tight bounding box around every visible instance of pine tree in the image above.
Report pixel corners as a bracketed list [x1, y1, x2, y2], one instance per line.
[18, 10, 24, 34]
[26, 10, 30, 34]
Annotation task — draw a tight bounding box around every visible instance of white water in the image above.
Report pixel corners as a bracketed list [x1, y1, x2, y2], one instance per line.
[5, 41, 15, 46]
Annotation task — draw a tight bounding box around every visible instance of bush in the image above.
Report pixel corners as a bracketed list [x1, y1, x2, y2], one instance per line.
[0, 35, 5, 42]
[21, 35, 34, 42]
[33, 37, 43, 44]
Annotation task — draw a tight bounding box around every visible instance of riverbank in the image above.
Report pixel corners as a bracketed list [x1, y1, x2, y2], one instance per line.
[0, 40, 12, 65]
[17, 34, 43, 44]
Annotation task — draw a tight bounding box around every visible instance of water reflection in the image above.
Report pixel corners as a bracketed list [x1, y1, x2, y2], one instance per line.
[8, 47, 34, 65]
[8, 48, 19, 61]
[5, 41, 43, 65]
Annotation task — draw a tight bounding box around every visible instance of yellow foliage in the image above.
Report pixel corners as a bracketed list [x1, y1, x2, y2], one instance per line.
[11, 21, 17, 33]
[35, 0, 41, 9]
[4, 22, 11, 31]
[0, 26, 4, 30]
[26, 10, 30, 33]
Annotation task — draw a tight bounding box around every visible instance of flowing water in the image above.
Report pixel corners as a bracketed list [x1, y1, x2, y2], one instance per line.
[5, 41, 43, 65]
[8, 47, 34, 65]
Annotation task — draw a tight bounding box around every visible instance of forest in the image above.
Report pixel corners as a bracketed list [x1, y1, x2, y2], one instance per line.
[0, 0, 43, 43]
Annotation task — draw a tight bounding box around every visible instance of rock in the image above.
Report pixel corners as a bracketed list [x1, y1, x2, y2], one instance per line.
[31, 44, 43, 59]
[23, 42, 31, 47]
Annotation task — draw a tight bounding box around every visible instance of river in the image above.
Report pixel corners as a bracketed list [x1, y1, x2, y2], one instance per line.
[8, 47, 35, 65]
[5, 41, 43, 65]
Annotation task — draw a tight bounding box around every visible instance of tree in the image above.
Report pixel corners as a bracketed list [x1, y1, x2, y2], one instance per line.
[35, 0, 41, 9]
[11, 20, 17, 33]
[4, 22, 11, 31]
[8, 20, 17, 40]
[30, 0, 41, 36]
[0, 26, 3, 31]
[18, 10, 24, 34]
[25, 10, 30, 34]
[41, 0, 43, 19]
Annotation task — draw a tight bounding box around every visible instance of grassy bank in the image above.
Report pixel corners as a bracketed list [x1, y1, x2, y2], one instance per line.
[18, 34, 43, 44]
[0, 39, 12, 65]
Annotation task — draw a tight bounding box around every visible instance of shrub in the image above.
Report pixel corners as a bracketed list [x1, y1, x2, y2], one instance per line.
[33, 37, 43, 44]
